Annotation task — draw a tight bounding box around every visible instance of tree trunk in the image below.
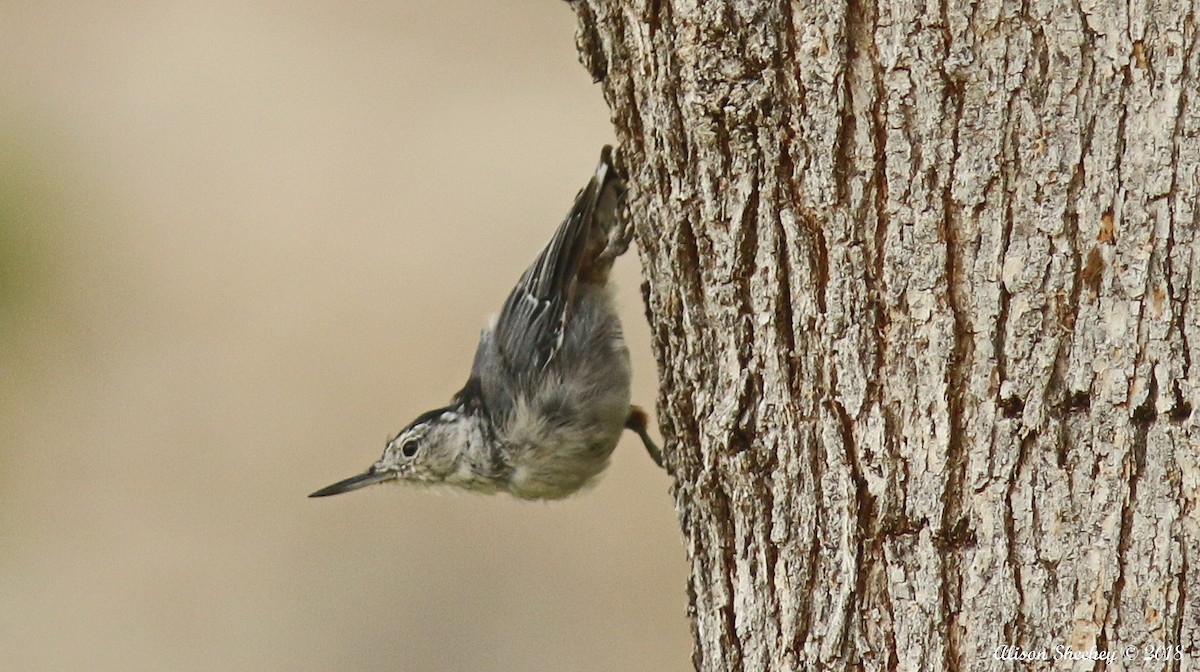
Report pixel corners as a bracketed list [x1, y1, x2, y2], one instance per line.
[570, 1, 1200, 670]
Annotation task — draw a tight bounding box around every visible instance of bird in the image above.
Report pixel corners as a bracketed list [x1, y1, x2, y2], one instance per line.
[309, 146, 660, 501]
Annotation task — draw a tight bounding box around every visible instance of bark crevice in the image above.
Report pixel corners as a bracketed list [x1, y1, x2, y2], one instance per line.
[572, 0, 1200, 668]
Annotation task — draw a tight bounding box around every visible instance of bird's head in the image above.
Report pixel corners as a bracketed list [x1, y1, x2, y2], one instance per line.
[309, 407, 472, 497]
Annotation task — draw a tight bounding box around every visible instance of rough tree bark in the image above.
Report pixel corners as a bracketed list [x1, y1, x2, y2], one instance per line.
[570, 1, 1200, 670]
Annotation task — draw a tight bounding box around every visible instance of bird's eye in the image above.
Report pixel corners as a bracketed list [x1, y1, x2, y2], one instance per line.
[401, 440, 419, 457]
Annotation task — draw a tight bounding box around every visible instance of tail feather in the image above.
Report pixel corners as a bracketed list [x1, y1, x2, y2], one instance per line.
[578, 146, 629, 285]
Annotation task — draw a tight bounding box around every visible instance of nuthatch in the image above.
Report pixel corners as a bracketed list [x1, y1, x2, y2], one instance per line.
[310, 147, 660, 501]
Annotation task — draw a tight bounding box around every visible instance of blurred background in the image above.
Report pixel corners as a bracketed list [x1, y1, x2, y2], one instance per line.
[0, 2, 689, 670]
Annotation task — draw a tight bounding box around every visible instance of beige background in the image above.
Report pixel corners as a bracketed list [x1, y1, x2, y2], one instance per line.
[0, 2, 689, 670]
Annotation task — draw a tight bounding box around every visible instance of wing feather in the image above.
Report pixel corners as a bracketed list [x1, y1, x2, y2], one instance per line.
[461, 148, 623, 422]
[487, 148, 622, 378]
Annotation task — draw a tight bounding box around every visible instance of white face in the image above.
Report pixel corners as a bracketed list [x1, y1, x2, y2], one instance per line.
[373, 409, 465, 484]
[308, 407, 474, 498]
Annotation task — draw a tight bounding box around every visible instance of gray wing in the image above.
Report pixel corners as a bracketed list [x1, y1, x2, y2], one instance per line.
[491, 148, 620, 374]
[458, 148, 622, 418]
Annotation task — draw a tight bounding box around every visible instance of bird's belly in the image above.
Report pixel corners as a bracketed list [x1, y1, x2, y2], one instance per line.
[498, 338, 632, 500]
[506, 435, 620, 500]
[500, 396, 627, 500]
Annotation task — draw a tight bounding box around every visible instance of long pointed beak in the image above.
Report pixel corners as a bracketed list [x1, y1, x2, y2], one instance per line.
[309, 467, 395, 498]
